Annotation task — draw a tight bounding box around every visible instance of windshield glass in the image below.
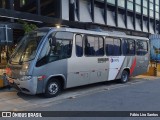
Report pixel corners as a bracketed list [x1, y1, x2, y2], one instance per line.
[11, 29, 49, 63]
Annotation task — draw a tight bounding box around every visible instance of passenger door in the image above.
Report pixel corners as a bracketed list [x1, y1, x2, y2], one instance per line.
[67, 34, 90, 88]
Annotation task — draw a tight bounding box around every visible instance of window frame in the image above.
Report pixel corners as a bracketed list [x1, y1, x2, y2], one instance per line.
[122, 38, 136, 56]
[38, 31, 74, 64]
[84, 34, 105, 57]
[75, 34, 83, 57]
[136, 40, 148, 56]
[105, 37, 122, 56]
[49, 31, 73, 60]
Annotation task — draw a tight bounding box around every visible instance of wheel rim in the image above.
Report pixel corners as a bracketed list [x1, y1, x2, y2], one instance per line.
[122, 72, 128, 82]
[48, 82, 58, 94]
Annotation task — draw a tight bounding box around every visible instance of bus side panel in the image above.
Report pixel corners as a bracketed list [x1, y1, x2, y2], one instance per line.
[67, 57, 90, 88]
[114, 54, 149, 79]
[115, 56, 135, 79]
[134, 54, 149, 76]
[32, 59, 68, 94]
[88, 57, 109, 84]
[67, 57, 109, 88]
[108, 56, 126, 80]
[133, 41, 150, 76]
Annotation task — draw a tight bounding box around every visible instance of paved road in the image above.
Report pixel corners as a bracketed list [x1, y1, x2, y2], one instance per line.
[0, 76, 151, 111]
[31, 76, 160, 120]
[37, 78, 160, 111]
[0, 76, 160, 120]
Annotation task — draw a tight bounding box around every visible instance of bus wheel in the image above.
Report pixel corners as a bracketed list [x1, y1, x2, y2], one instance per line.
[44, 79, 61, 98]
[120, 70, 129, 83]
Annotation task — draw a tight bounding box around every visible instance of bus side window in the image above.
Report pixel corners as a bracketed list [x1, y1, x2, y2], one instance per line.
[105, 37, 121, 56]
[75, 35, 83, 57]
[37, 32, 73, 66]
[85, 35, 104, 56]
[113, 38, 121, 55]
[95, 37, 104, 56]
[123, 39, 135, 55]
[48, 32, 73, 61]
[105, 37, 114, 56]
[85, 36, 95, 56]
[136, 40, 148, 56]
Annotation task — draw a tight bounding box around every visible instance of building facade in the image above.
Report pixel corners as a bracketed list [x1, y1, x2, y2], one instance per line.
[0, 0, 159, 43]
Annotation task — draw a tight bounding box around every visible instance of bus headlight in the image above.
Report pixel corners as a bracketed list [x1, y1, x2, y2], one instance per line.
[20, 76, 32, 81]
[20, 64, 29, 76]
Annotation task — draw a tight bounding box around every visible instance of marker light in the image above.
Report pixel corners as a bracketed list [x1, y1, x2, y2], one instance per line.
[56, 25, 61, 28]
[37, 75, 46, 81]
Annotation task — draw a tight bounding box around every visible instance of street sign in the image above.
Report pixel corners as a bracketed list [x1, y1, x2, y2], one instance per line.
[0, 25, 13, 45]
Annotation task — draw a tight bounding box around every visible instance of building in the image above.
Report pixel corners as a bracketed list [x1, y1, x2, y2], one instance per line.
[0, 0, 159, 60]
[0, 0, 159, 39]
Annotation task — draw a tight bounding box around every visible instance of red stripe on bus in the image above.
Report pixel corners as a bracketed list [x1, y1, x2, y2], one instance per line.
[130, 58, 136, 75]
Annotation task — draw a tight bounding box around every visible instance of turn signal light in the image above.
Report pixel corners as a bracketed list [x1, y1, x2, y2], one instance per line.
[37, 75, 46, 81]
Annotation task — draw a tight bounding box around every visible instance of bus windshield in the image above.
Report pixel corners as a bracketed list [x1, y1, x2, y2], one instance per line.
[11, 29, 49, 63]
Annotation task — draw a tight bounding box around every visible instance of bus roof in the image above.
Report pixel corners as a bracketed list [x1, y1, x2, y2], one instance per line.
[38, 27, 149, 41]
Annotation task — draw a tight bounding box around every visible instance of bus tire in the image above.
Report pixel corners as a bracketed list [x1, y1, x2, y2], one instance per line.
[44, 79, 62, 98]
[120, 70, 129, 83]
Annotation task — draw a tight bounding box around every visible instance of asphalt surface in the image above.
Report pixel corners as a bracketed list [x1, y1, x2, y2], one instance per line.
[38, 79, 160, 111]
[31, 77, 160, 120]
[0, 76, 160, 120]
[30, 77, 160, 111]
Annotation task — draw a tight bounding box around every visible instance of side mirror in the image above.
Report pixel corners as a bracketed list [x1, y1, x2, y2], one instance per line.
[49, 36, 56, 46]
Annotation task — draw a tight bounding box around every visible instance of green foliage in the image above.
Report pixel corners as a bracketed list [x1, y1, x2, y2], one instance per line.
[18, 20, 37, 34]
[23, 22, 37, 34]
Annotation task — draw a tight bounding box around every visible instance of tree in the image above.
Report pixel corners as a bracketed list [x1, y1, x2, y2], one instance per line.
[18, 20, 37, 34]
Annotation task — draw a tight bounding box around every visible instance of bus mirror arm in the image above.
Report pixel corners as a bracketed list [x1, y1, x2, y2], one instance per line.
[49, 36, 56, 47]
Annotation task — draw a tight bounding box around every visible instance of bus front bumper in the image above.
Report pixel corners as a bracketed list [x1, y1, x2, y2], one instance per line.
[8, 77, 38, 95]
